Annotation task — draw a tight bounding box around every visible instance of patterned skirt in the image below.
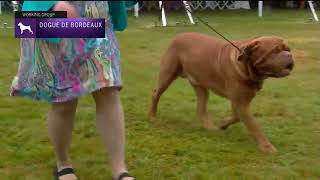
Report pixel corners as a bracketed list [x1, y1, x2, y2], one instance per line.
[10, 24, 122, 103]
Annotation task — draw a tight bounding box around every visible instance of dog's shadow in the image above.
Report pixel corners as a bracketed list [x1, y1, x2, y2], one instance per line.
[150, 111, 249, 141]
[148, 114, 258, 155]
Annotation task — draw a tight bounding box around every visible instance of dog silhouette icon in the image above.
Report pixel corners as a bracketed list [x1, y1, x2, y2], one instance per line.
[17, 22, 33, 34]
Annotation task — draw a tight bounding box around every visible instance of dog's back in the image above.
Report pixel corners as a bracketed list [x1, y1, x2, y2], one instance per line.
[166, 32, 225, 60]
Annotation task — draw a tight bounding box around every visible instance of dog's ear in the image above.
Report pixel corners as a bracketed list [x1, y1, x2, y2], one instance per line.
[238, 40, 260, 62]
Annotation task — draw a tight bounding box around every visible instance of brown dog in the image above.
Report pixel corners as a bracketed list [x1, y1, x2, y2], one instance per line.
[149, 32, 294, 153]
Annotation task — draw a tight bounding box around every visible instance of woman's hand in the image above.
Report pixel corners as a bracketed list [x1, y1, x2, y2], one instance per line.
[52, 1, 79, 18]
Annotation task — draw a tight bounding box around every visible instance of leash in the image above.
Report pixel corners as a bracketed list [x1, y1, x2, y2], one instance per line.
[159, 1, 243, 54]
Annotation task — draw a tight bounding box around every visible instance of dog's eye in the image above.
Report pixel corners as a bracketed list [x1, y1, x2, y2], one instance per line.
[264, 48, 280, 60]
[282, 45, 291, 52]
[270, 46, 281, 54]
[279, 43, 291, 52]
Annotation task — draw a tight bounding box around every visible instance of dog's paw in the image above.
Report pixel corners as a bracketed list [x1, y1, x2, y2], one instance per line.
[203, 120, 219, 132]
[218, 122, 230, 130]
[148, 113, 157, 122]
[218, 117, 240, 131]
[257, 142, 278, 154]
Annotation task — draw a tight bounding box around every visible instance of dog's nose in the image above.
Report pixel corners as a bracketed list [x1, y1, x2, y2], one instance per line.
[286, 62, 294, 70]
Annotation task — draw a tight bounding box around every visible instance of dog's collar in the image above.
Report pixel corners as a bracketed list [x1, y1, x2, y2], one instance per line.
[230, 48, 250, 81]
[230, 48, 264, 83]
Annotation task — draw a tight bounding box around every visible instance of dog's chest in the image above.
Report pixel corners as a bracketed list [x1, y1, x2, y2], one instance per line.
[186, 75, 199, 85]
[184, 74, 227, 97]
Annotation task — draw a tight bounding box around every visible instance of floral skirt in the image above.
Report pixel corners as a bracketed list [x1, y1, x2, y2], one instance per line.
[10, 27, 122, 103]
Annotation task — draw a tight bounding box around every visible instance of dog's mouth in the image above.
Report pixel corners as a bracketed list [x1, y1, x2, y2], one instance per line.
[286, 62, 294, 71]
[274, 62, 294, 78]
[259, 62, 294, 78]
[258, 67, 292, 78]
[274, 69, 291, 78]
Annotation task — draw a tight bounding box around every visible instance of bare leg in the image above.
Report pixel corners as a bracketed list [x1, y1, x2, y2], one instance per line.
[192, 85, 216, 131]
[48, 99, 78, 180]
[92, 88, 133, 180]
[235, 100, 277, 153]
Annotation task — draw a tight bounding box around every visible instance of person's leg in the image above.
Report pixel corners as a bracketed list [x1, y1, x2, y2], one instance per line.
[48, 99, 78, 180]
[92, 87, 133, 180]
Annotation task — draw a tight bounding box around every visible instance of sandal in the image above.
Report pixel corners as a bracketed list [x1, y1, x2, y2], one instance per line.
[53, 166, 76, 180]
[115, 172, 135, 180]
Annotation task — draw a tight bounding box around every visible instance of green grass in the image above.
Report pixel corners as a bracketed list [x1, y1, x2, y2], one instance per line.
[0, 10, 320, 179]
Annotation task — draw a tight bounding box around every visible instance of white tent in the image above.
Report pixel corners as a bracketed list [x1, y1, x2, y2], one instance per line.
[205, 1, 250, 10]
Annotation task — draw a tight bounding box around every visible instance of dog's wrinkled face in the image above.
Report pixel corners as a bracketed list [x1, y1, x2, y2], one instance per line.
[238, 36, 294, 78]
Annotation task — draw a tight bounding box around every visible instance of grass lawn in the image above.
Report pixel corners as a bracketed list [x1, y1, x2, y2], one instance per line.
[0, 9, 319, 180]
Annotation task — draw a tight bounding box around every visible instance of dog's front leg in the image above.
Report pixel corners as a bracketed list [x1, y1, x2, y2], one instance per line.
[235, 99, 278, 153]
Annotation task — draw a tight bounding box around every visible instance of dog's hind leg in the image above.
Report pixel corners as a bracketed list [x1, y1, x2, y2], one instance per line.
[192, 85, 216, 131]
[148, 54, 180, 120]
[219, 102, 240, 130]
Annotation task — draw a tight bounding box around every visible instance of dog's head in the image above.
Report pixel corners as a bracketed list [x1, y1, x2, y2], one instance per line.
[238, 36, 294, 78]
[17, 22, 22, 26]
